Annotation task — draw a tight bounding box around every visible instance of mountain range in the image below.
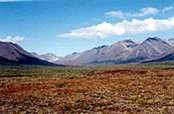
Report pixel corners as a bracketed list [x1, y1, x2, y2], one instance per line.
[0, 41, 60, 66]
[0, 37, 174, 66]
[56, 37, 174, 66]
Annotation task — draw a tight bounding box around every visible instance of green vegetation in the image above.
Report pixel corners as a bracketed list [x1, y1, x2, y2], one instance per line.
[0, 63, 174, 77]
[0, 64, 174, 113]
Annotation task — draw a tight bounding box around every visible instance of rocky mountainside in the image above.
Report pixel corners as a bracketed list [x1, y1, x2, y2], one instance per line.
[57, 37, 172, 66]
[125, 37, 171, 62]
[57, 39, 138, 65]
[0, 41, 59, 66]
[1, 37, 173, 66]
[143, 47, 174, 63]
[168, 38, 174, 46]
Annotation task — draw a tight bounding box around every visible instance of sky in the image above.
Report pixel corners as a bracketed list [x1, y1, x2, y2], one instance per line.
[0, 0, 173, 56]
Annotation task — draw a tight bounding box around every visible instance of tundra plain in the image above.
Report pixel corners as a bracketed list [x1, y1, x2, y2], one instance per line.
[0, 64, 174, 113]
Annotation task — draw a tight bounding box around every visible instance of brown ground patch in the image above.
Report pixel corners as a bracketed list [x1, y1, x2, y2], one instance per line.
[0, 68, 174, 113]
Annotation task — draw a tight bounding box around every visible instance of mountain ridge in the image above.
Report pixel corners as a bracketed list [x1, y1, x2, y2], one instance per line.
[56, 37, 174, 66]
[1, 37, 174, 66]
[0, 41, 62, 66]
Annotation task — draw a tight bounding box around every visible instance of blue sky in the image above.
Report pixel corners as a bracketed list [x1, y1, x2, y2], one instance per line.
[0, 0, 173, 56]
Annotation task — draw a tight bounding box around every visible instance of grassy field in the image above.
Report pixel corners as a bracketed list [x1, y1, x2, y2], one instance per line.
[0, 65, 174, 113]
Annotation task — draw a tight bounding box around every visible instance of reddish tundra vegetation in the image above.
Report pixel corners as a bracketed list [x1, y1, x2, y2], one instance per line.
[0, 66, 174, 113]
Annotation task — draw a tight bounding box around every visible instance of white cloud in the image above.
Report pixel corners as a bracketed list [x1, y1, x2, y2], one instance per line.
[58, 16, 174, 39]
[105, 7, 159, 18]
[105, 6, 173, 18]
[130, 7, 159, 17]
[105, 10, 124, 18]
[0, 36, 25, 43]
[162, 6, 173, 13]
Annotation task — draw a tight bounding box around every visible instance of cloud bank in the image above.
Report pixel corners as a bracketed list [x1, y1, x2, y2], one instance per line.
[162, 6, 173, 13]
[105, 6, 173, 18]
[0, 36, 25, 43]
[58, 16, 174, 39]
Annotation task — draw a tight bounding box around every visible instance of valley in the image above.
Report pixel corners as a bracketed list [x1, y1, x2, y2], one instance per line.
[0, 65, 174, 113]
[0, 0, 174, 113]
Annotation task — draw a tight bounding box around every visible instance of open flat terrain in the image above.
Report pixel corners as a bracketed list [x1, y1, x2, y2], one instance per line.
[0, 65, 174, 113]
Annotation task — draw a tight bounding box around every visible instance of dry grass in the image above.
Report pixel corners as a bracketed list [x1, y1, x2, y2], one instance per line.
[0, 66, 174, 113]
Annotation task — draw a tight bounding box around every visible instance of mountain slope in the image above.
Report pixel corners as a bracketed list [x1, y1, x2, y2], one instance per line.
[31, 52, 61, 63]
[143, 47, 174, 63]
[57, 37, 172, 66]
[0, 41, 59, 66]
[168, 38, 174, 46]
[126, 37, 171, 62]
[57, 39, 138, 65]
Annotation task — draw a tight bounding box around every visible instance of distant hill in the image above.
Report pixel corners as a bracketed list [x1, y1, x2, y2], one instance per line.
[56, 37, 173, 66]
[0, 41, 61, 66]
[126, 37, 171, 62]
[31, 52, 61, 63]
[2, 37, 174, 66]
[57, 39, 138, 65]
